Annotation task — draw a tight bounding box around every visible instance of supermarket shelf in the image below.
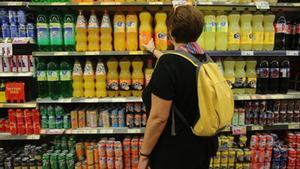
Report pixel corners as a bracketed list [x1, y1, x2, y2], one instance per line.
[0, 101, 37, 108]
[36, 97, 143, 103]
[234, 90, 300, 100]
[0, 72, 35, 77]
[222, 123, 300, 132]
[0, 133, 40, 140]
[40, 128, 145, 135]
[207, 50, 300, 57]
[0, 1, 27, 7]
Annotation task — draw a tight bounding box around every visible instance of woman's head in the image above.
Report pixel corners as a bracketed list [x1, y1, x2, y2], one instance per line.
[167, 5, 204, 44]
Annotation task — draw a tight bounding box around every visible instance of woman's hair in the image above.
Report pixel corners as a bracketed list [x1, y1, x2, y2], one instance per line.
[167, 5, 204, 43]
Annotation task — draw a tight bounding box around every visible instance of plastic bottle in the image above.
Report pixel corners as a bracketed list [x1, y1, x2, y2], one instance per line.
[245, 59, 257, 94]
[269, 59, 280, 94]
[83, 59, 95, 98]
[100, 10, 113, 51]
[63, 13, 76, 51]
[95, 59, 107, 98]
[72, 60, 83, 98]
[107, 57, 119, 97]
[234, 57, 246, 94]
[279, 59, 290, 94]
[119, 57, 132, 97]
[132, 57, 144, 97]
[223, 57, 235, 90]
[154, 12, 168, 51]
[36, 58, 48, 98]
[88, 10, 100, 51]
[76, 10, 88, 52]
[204, 12, 216, 51]
[295, 17, 300, 50]
[240, 10, 252, 51]
[196, 33, 205, 50]
[216, 12, 228, 51]
[274, 12, 287, 50]
[49, 13, 63, 51]
[126, 12, 138, 51]
[252, 11, 264, 51]
[286, 18, 294, 50]
[60, 59, 72, 98]
[139, 11, 153, 50]
[114, 12, 126, 51]
[256, 58, 269, 94]
[263, 12, 275, 51]
[36, 13, 50, 51]
[144, 59, 154, 86]
[47, 59, 60, 100]
[228, 10, 240, 51]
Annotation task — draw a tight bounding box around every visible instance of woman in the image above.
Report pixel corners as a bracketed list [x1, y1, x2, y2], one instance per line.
[138, 5, 218, 169]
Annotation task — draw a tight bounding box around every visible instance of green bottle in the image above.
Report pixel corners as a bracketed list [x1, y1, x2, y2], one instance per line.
[63, 13, 76, 51]
[36, 13, 50, 51]
[55, 105, 64, 129]
[47, 105, 56, 129]
[49, 13, 63, 51]
[47, 59, 60, 100]
[60, 59, 72, 98]
[36, 58, 48, 98]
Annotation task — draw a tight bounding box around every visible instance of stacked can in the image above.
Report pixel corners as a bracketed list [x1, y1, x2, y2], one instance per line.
[40, 105, 70, 129]
[43, 151, 75, 169]
[286, 132, 300, 169]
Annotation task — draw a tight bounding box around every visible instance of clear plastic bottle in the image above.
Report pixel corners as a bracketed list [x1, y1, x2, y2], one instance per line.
[216, 12, 228, 51]
[76, 10, 87, 52]
[126, 12, 138, 51]
[203, 12, 216, 51]
[100, 10, 113, 51]
[228, 10, 240, 51]
[154, 12, 168, 51]
[114, 12, 126, 51]
[95, 59, 107, 98]
[263, 12, 275, 51]
[119, 57, 132, 97]
[252, 11, 264, 51]
[83, 59, 95, 98]
[88, 10, 100, 51]
[72, 60, 84, 97]
[139, 11, 153, 50]
[240, 9, 252, 51]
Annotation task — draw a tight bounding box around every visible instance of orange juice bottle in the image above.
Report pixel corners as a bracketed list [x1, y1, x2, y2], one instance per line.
[126, 12, 138, 51]
[72, 60, 84, 97]
[114, 12, 126, 51]
[132, 57, 144, 97]
[107, 57, 119, 97]
[144, 59, 154, 86]
[76, 10, 88, 52]
[154, 12, 168, 51]
[139, 11, 153, 50]
[83, 59, 95, 98]
[88, 10, 100, 51]
[100, 10, 113, 51]
[119, 57, 132, 97]
[95, 59, 107, 98]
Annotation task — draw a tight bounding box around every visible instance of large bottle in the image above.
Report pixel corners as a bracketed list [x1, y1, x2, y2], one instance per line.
[63, 13, 76, 51]
[223, 57, 235, 90]
[36, 13, 50, 51]
[107, 58, 119, 97]
[83, 59, 95, 98]
[279, 59, 290, 94]
[126, 12, 138, 51]
[47, 59, 60, 100]
[139, 11, 153, 50]
[245, 59, 257, 94]
[196, 33, 205, 50]
[263, 12, 275, 51]
[216, 12, 228, 51]
[295, 17, 300, 50]
[76, 10, 88, 52]
[88, 10, 100, 51]
[240, 10, 252, 51]
[286, 18, 294, 50]
[100, 11, 113, 51]
[154, 12, 168, 51]
[95, 59, 107, 98]
[36, 58, 48, 98]
[144, 59, 154, 86]
[204, 12, 216, 51]
[49, 13, 63, 51]
[234, 57, 246, 94]
[269, 58, 280, 94]
[228, 10, 240, 51]
[256, 58, 269, 94]
[132, 57, 144, 97]
[60, 59, 72, 98]
[72, 60, 83, 97]
[114, 12, 126, 51]
[252, 11, 264, 51]
[274, 12, 287, 50]
[119, 57, 131, 97]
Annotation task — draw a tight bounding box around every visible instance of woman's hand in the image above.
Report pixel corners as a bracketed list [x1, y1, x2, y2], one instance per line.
[143, 38, 155, 53]
[138, 156, 150, 169]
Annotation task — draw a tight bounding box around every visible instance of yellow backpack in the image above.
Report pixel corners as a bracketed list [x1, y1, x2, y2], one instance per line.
[166, 51, 234, 137]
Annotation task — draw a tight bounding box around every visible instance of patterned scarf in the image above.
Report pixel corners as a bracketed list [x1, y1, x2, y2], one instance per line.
[177, 42, 204, 54]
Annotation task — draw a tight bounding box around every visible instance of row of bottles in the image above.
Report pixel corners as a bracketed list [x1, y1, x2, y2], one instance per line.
[32, 0, 297, 3]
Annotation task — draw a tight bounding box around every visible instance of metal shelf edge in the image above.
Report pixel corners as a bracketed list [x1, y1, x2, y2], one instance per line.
[0, 72, 35, 77]
[0, 101, 37, 108]
[36, 97, 143, 103]
[0, 133, 40, 140]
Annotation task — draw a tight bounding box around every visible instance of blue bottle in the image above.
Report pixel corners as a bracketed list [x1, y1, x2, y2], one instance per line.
[27, 23, 36, 39]
[19, 23, 27, 38]
[1, 22, 10, 38]
[10, 22, 19, 38]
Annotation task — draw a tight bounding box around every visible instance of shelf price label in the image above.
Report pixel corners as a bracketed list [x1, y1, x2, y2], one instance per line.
[286, 51, 299, 56]
[232, 126, 247, 135]
[251, 125, 264, 131]
[128, 129, 141, 133]
[0, 42, 13, 57]
[241, 51, 254, 56]
[47, 129, 64, 135]
[288, 124, 300, 129]
[255, 1, 270, 9]
[101, 129, 114, 134]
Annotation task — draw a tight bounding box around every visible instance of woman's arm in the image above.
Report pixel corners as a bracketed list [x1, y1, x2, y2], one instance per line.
[143, 39, 164, 59]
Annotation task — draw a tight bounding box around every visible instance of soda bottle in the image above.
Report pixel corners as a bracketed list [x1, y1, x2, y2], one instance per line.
[139, 11, 153, 50]
[119, 57, 131, 97]
[196, 33, 205, 50]
[76, 10, 88, 52]
[228, 9, 240, 51]
[126, 12, 138, 51]
[63, 13, 76, 51]
[223, 57, 235, 90]
[107, 57, 119, 97]
[100, 10, 113, 51]
[286, 18, 294, 50]
[83, 59, 95, 98]
[279, 59, 290, 94]
[240, 9, 252, 51]
[154, 12, 168, 51]
[216, 12, 228, 51]
[49, 13, 63, 51]
[72, 60, 83, 97]
[60, 59, 72, 98]
[234, 57, 246, 94]
[295, 17, 300, 49]
[269, 59, 280, 93]
[36, 13, 50, 51]
[274, 12, 287, 50]
[95, 59, 107, 98]
[144, 59, 154, 86]
[88, 10, 100, 51]
[263, 12, 275, 51]
[256, 58, 269, 94]
[252, 11, 264, 51]
[114, 12, 126, 51]
[245, 59, 257, 94]
[131, 57, 144, 97]
[203, 12, 216, 51]
[36, 58, 48, 98]
[47, 59, 60, 100]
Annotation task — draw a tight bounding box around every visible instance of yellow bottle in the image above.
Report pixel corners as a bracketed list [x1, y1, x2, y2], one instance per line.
[114, 12, 126, 51]
[228, 10, 240, 51]
[234, 57, 246, 94]
[196, 33, 205, 50]
[132, 57, 144, 97]
[144, 59, 154, 86]
[95, 59, 107, 98]
[72, 60, 84, 97]
[204, 12, 216, 51]
[88, 10, 100, 51]
[126, 12, 138, 51]
[139, 11, 153, 50]
[240, 10, 252, 51]
[100, 10, 113, 51]
[216, 12, 228, 51]
[263, 12, 275, 51]
[223, 57, 235, 90]
[245, 59, 257, 94]
[154, 12, 168, 51]
[107, 57, 119, 97]
[76, 10, 88, 52]
[83, 59, 95, 98]
[252, 11, 264, 51]
[119, 57, 132, 97]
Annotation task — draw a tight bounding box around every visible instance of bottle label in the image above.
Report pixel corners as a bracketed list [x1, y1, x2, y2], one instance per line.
[263, 32, 275, 45]
[114, 21, 125, 33]
[139, 32, 152, 46]
[270, 68, 279, 78]
[101, 15, 111, 28]
[126, 21, 137, 33]
[18, 23, 27, 37]
[280, 68, 290, 78]
[274, 23, 286, 33]
[60, 70, 71, 81]
[47, 70, 59, 81]
[155, 32, 167, 46]
[241, 32, 252, 45]
[234, 77, 245, 88]
[84, 64, 93, 76]
[119, 79, 131, 91]
[50, 23, 63, 45]
[132, 79, 144, 91]
[204, 22, 216, 32]
[246, 77, 257, 89]
[216, 21, 228, 32]
[107, 79, 119, 91]
[37, 71, 47, 81]
[88, 16, 99, 28]
[286, 24, 293, 35]
[228, 32, 240, 45]
[10, 23, 18, 38]
[257, 68, 269, 78]
[27, 23, 36, 39]
[2, 23, 10, 38]
[76, 16, 86, 28]
[96, 64, 106, 75]
[73, 64, 82, 76]
[252, 32, 263, 45]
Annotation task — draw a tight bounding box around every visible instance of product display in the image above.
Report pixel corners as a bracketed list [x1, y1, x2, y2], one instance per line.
[0, 55, 35, 73]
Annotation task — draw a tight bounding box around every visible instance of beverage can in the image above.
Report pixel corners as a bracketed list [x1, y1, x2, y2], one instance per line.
[236, 149, 244, 163]
[66, 153, 74, 169]
[58, 153, 66, 169]
[220, 150, 229, 164]
[266, 135, 274, 148]
[114, 141, 123, 157]
[220, 163, 227, 169]
[99, 157, 107, 169]
[131, 137, 139, 156]
[2, 22, 10, 38]
[265, 147, 273, 162]
[115, 157, 123, 169]
[258, 135, 266, 149]
[75, 143, 84, 161]
[258, 148, 265, 163]
[10, 22, 19, 38]
[106, 141, 114, 157]
[107, 157, 114, 169]
[70, 110, 78, 129]
[9, 10, 17, 23]
[228, 149, 235, 164]
[250, 135, 258, 149]
[78, 109, 86, 128]
[18, 23, 27, 38]
[98, 140, 106, 157]
[244, 149, 251, 162]
[131, 155, 139, 169]
[50, 153, 58, 169]
[272, 147, 281, 162]
[118, 108, 125, 127]
[228, 163, 234, 169]
[75, 162, 82, 169]
[86, 146, 94, 165]
[123, 137, 131, 156]
[26, 23, 36, 39]
[93, 146, 99, 164]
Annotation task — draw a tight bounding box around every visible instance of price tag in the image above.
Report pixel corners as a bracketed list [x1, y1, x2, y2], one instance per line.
[78, 2, 94, 5]
[50, 2, 67, 5]
[7, 2, 20, 6]
[172, 0, 188, 7]
[47, 129, 64, 135]
[128, 129, 141, 133]
[65, 129, 72, 134]
[255, 1, 270, 9]
[286, 51, 299, 56]
[251, 125, 264, 131]
[40, 129, 47, 134]
[129, 51, 144, 55]
[241, 51, 254, 56]
[0, 43, 13, 57]
[100, 129, 113, 134]
[85, 51, 100, 55]
[54, 52, 68, 56]
[232, 126, 247, 135]
[149, 2, 164, 5]
[101, 2, 115, 5]
[86, 129, 98, 134]
[288, 124, 300, 129]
